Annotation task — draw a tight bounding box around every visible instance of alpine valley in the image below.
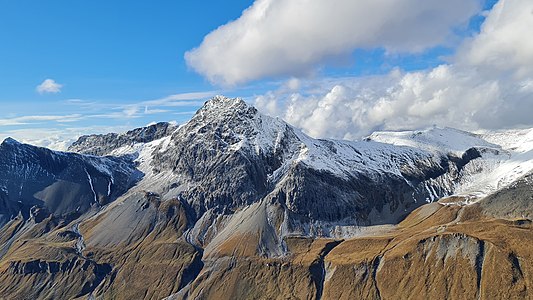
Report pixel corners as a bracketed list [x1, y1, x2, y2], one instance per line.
[1, 96, 533, 299]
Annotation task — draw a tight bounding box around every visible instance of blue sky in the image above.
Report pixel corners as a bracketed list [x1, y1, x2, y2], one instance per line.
[3, 0, 530, 148]
[0, 1, 253, 128]
[0, 0, 258, 146]
[0, 1, 252, 96]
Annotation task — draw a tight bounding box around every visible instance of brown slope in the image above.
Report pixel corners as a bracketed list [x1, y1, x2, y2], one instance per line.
[0, 196, 532, 299]
[176, 201, 533, 300]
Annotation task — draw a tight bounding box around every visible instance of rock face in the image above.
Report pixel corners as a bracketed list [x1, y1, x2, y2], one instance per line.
[479, 171, 533, 219]
[68, 121, 177, 156]
[0, 96, 532, 299]
[67, 97, 475, 241]
[0, 138, 142, 226]
[145, 97, 480, 243]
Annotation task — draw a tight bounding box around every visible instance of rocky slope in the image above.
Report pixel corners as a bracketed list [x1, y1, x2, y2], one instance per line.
[68, 121, 177, 156]
[0, 96, 532, 299]
[0, 138, 141, 226]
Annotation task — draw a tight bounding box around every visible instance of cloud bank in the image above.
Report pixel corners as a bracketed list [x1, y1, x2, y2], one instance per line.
[254, 0, 533, 139]
[186, 0, 480, 86]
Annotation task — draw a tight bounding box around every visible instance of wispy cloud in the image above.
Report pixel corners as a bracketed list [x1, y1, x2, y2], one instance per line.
[36, 79, 63, 94]
[143, 91, 218, 106]
[0, 90, 217, 147]
[173, 111, 197, 116]
[57, 90, 214, 122]
[64, 91, 215, 112]
[144, 106, 169, 115]
[0, 114, 83, 126]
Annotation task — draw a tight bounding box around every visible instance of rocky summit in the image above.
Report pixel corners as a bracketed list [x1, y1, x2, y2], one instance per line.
[0, 96, 532, 299]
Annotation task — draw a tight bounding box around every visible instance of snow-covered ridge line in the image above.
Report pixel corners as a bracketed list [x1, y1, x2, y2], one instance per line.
[4, 95, 533, 257]
[367, 127, 500, 155]
[60, 96, 533, 206]
[363, 126, 533, 199]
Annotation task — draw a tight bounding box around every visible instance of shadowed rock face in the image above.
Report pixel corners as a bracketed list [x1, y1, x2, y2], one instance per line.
[0, 138, 142, 226]
[272, 165, 417, 223]
[0, 96, 532, 299]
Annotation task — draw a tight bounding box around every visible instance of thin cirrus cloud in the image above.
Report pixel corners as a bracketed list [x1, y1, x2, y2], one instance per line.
[143, 91, 218, 106]
[185, 0, 481, 86]
[0, 114, 83, 126]
[0, 90, 211, 129]
[254, 0, 533, 140]
[58, 91, 215, 120]
[36, 79, 63, 94]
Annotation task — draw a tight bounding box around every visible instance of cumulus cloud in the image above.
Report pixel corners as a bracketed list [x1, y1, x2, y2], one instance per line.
[257, 66, 508, 139]
[36, 79, 63, 94]
[186, 0, 480, 85]
[255, 0, 533, 139]
[456, 0, 533, 79]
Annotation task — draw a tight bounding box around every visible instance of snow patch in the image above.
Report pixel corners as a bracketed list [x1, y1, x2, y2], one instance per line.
[84, 168, 98, 204]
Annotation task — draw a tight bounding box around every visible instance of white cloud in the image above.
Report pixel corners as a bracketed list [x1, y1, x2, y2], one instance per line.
[456, 0, 533, 79]
[255, 0, 533, 139]
[143, 91, 218, 106]
[0, 114, 83, 126]
[257, 66, 507, 139]
[36, 79, 63, 94]
[186, 0, 480, 86]
[144, 106, 169, 115]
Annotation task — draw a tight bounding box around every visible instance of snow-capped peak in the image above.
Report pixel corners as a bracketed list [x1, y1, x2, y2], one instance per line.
[69, 95, 533, 207]
[198, 95, 248, 113]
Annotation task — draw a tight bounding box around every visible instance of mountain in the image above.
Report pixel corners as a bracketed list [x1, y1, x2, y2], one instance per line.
[68, 121, 178, 156]
[0, 96, 532, 299]
[0, 137, 141, 226]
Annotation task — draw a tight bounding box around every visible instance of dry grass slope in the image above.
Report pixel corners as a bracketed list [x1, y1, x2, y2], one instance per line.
[0, 197, 532, 299]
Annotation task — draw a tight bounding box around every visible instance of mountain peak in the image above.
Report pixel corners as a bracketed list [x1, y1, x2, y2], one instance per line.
[1, 137, 21, 146]
[204, 95, 247, 108]
[188, 95, 258, 128]
[198, 96, 252, 116]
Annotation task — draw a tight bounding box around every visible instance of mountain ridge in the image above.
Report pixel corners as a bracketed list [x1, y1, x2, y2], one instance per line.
[0, 96, 532, 299]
